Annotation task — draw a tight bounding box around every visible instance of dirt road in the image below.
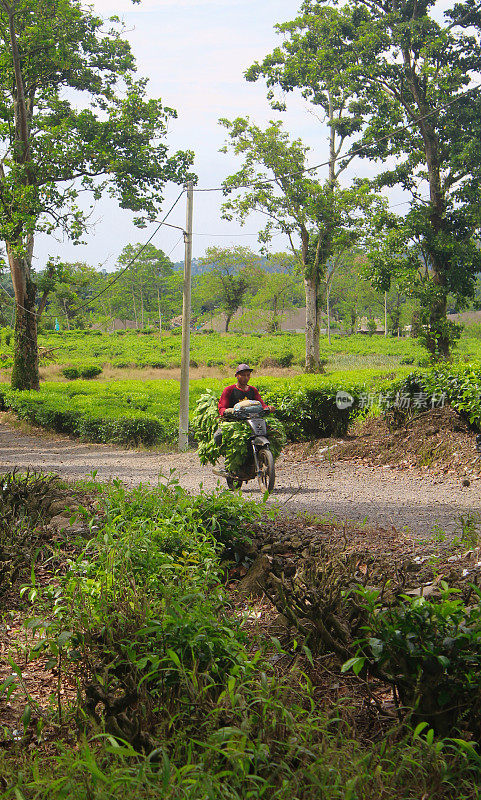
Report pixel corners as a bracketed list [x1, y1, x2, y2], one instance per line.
[1, 416, 479, 537]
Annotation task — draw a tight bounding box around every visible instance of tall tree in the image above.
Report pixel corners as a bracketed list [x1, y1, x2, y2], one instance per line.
[244, 3, 373, 365]
[250, 268, 303, 332]
[287, 0, 481, 358]
[110, 244, 177, 328]
[220, 118, 378, 369]
[38, 261, 101, 329]
[0, 0, 194, 389]
[0, 256, 13, 326]
[197, 246, 264, 332]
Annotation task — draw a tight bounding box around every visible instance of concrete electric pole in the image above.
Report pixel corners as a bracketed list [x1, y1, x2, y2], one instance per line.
[178, 181, 194, 451]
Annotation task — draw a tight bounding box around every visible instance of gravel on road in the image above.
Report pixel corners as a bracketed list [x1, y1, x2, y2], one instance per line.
[1, 415, 479, 538]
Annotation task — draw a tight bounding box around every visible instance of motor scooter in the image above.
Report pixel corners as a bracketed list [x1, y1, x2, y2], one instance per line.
[216, 404, 275, 493]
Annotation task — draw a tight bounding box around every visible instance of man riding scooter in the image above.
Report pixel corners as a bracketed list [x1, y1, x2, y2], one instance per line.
[213, 363, 277, 491]
[218, 363, 274, 418]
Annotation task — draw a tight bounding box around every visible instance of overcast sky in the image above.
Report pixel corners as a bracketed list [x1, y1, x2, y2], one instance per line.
[33, 0, 405, 271]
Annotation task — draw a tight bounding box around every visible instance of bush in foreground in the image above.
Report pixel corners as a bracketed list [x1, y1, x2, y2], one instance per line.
[3, 477, 481, 799]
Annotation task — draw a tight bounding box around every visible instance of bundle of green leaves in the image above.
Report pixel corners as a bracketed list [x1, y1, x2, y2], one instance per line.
[192, 389, 223, 465]
[193, 391, 286, 473]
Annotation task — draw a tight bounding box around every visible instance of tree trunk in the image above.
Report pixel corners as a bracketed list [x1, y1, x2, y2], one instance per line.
[63, 299, 70, 330]
[304, 273, 320, 372]
[424, 287, 450, 359]
[403, 52, 450, 358]
[132, 291, 138, 329]
[225, 312, 233, 332]
[8, 246, 39, 390]
[327, 282, 331, 345]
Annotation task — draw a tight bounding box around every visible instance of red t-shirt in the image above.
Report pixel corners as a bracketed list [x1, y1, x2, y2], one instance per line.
[218, 384, 268, 416]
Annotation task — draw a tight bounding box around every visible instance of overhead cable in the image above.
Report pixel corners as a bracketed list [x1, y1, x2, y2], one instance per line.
[194, 82, 481, 192]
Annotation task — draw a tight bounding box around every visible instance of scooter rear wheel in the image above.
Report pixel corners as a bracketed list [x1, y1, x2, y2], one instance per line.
[257, 448, 275, 494]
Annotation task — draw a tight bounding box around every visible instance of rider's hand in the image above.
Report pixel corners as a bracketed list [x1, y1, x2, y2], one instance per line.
[266, 405, 275, 412]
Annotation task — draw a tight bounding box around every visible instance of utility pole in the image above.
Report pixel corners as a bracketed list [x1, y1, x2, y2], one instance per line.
[179, 181, 194, 451]
[384, 291, 388, 337]
[157, 288, 162, 340]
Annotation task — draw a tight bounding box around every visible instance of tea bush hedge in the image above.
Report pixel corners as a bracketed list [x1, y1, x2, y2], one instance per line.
[394, 365, 481, 430]
[0, 328, 428, 373]
[0, 369, 401, 446]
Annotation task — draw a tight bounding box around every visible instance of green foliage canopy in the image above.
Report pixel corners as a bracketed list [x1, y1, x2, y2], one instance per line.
[0, 0, 195, 388]
[0, 0, 195, 247]
[265, 0, 481, 358]
[196, 246, 264, 331]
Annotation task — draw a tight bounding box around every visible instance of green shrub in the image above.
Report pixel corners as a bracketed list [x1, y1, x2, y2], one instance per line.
[0, 369, 401, 447]
[8, 477, 481, 799]
[62, 366, 80, 380]
[80, 365, 102, 379]
[260, 351, 294, 368]
[350, 583, 481, 737]
[260, 379, 359, 439]
[24, 328, 431, 375]
[393, 365, 481, 429]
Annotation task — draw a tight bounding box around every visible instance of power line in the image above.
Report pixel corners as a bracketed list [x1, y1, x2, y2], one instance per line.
[1, 188, 186, 324]
[194, 82, 481, 192]
[192, 230, 284, 238]
[4, 82, 475, 322]
[53, 188, 186, 318]
[0, 281, 15, 305]
[167, 233, 184, 258]
[1, 82, 478, 343]
[0, 189, 186, 357]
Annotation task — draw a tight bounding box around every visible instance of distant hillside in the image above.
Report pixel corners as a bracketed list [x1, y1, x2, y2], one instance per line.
[172, 257, 294, 276]
[172, 259, 207, 277]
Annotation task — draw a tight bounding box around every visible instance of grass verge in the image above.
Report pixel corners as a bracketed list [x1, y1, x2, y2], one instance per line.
[1, 472, 481, 798]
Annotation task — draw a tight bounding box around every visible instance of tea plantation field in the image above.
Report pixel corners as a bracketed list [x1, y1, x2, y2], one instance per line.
[0, 327, 479, 447]
[0, 369, 407, 446]
[0, 328, 427, 375]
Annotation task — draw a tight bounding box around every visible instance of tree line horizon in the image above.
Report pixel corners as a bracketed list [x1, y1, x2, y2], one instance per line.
[1, 242, 459, 338]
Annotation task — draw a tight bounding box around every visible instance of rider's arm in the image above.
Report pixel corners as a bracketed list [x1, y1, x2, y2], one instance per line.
[218, 385, 234, 416]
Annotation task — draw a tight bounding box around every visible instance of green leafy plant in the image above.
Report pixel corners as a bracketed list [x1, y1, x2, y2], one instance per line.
[62, 366, 80, 380]
[350, 583, 481, 736]
[79, 365, 102, 379]
[393, 365, 481, 429]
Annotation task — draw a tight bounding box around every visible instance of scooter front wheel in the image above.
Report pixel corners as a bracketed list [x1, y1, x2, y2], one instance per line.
[257, 448, 275, 494]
